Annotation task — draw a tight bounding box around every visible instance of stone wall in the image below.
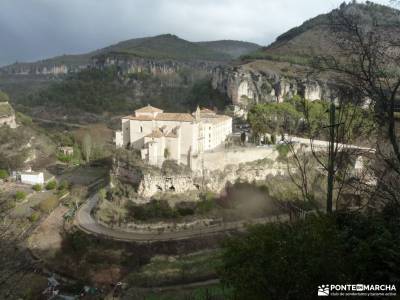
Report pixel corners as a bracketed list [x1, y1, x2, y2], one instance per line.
[114, 146, 291, 198]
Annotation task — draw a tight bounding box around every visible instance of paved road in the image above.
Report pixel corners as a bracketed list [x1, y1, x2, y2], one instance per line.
[75, 195, 288, 242]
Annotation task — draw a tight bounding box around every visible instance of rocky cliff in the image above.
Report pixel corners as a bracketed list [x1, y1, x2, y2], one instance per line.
[92, 54, 218, 77]
[211, 60, 335, 106]
[0, 61, 87, 76]
[113, 153, 291, 198]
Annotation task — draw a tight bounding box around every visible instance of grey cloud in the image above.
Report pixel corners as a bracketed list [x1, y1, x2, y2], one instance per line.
[0, 0, 392, 66]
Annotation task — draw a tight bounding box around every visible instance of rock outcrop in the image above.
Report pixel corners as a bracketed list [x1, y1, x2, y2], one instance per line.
[0, 63, 87, 76]
[93, 54, 218, 77]
[211, 62, 335, 106]
[113, 152, 291, 198]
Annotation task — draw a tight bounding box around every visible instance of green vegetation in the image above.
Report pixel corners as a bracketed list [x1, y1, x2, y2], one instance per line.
[126, 250, 222, 287]
[0, 101, 13, 117]
[247, 99, 302, 143]
[0, 169, 9, 179]
[24, 67, 135, 114]
[95, 34, 231, 62]
[15, 112, 32, 126]
[32, 184, 42, 192]
[127, 200, 178, 221]
[21, 65, 229, 116]
[276, 144, 290, 161]
[247, 96, 374, 143]
[0, 90, 10, 102]
[131, 284, 233, 300]
[45, 180, 57, 190]
[58, 180, 69, 191]
[28, 211, 41, 222]
[57, 153, 73, 163]
[197, 192, 217, 214]
[242, 2, 400, 65]
[38, 195, 59, 213]
[0, 126, 31, 170]
[219, 209, 400, 299]
[15, 191, 27, 201]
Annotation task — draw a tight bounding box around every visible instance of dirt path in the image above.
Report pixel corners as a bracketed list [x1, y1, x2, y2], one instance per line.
[28, 205, 68, 260]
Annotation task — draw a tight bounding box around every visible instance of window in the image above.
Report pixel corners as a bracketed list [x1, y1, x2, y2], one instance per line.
[140, 125, 143, 133]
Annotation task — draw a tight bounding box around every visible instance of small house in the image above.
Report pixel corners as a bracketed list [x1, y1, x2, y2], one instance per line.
[19, 171, 44, 185]
[59, 146, 74, 156]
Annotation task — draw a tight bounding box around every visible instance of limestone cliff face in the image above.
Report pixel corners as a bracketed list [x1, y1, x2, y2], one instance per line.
[92, 54, 218, 76]
[113, 156, 291, 198]
[0, 63, 86, 76]
[211, 64, 333, 105]
[1, 55, 218, 78]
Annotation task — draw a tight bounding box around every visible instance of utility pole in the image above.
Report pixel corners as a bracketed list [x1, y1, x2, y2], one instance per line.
[326, 101, 336, 214]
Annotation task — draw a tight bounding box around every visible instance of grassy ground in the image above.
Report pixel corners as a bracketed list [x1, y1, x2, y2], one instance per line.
[124, 283, 233, 300]
[58, 165, 109, 186]
[126, 250, 221, 287]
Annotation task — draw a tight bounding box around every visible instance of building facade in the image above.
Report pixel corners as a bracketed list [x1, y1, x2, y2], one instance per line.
[115, 105, 232, 166]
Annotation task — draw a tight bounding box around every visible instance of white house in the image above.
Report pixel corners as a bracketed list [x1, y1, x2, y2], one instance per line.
[115, 105, 232, 167]
[19, 171, 44, 185]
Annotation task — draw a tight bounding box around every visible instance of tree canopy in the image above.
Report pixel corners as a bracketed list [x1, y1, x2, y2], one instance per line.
[219, 211, 400, 299]
[0, 91, 10, 102]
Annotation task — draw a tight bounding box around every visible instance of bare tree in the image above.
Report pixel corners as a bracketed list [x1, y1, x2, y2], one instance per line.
[311, 2, 400, 208]
[82, 133, 92, 163]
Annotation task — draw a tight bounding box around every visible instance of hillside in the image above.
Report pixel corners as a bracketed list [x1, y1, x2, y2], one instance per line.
[196, 40, 261, 59]
[212, 2, 400, 107]
[94, 34, 231, 61]
[0, 34, 259, 76]
[242, 2, 400, 64]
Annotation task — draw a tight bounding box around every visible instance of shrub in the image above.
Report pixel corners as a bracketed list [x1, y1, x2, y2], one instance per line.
[57, 153, 72, 163]
[197, 192, 217, 214]
[176, 202, 196, 216]
[38, 195, 59, 213]
[197, 198, 215, 214]
[15, 191, 27, 201]
[276, 144, 289, 161]
[28, 211, 41, 222]
[45, 180, 57, 190]
[127, 200, 177, 221]
[270, 134, 276, 144]
[0, 169, 9, 179]
[58, 180, 69, 191]
[32, 184, 42, 192]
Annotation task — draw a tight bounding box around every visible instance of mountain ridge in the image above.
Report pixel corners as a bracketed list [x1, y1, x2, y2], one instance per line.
[241, 1, 400, 65]
[0, 34, 261, 75]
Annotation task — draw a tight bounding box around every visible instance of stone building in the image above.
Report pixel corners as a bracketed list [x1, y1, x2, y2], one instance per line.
[115, 105, 232, 166]
[0, 102, 17, 128]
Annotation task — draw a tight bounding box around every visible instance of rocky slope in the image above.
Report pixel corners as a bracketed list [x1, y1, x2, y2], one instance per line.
[212, 2, 400, 107]
[212, 60, 333, 106]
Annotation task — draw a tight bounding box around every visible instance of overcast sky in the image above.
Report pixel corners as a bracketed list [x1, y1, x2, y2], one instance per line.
[0, 0, 393, 66]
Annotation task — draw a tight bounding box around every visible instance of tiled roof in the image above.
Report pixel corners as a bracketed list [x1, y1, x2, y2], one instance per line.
[123, 113, 194, 122]
[135, 105, 163, 113]
[201, 115, 232, 124]
[123, 115, 153, 121]
[155, 113, 194, 122]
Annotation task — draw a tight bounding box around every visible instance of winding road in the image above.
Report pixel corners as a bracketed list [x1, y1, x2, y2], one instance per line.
[75, 195, 289, 242]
